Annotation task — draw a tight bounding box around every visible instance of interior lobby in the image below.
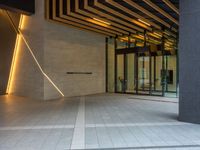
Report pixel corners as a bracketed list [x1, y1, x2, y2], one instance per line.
[0, 0, 200, 149]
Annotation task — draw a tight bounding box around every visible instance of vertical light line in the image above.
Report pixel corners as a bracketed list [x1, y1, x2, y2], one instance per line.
[6, 15, 24, 94]
[7, 14, 64, 97]
[6, 35, 20, 93]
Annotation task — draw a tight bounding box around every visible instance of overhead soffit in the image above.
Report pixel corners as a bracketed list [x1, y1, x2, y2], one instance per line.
[46, 0, 179, 46]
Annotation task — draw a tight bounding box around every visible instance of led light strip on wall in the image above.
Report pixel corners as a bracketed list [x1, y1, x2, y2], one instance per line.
[6, 14, 23, 94]
[6, 14, 64, 97]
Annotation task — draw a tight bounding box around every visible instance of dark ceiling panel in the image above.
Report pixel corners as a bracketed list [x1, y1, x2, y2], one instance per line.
[0, 0, 35, 15]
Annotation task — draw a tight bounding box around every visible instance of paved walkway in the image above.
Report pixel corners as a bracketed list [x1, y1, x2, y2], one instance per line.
[0, 94, 200, 150]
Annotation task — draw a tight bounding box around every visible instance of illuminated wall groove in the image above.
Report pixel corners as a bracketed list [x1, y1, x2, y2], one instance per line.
[6, 14, 64, 97]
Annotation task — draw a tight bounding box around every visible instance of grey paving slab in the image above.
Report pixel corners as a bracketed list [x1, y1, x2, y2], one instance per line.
[0, 94, 200, 150]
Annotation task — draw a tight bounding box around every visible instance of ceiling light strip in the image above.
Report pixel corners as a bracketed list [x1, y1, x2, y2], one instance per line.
[84, 0, 137, 34]
[59, 0, 121, 35]
[105, 0, 161, 30]
[123, 0, 174, 30]
[93, 18, 111, 25]
[94, 0, 144, 32]
[142, 0, 179, 25]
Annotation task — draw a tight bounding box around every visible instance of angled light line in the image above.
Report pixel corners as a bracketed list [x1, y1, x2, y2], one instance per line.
[18, 28, 64, 97]
[6, 13, 23, 94]
[93, 18, 111, 25]
[6, 14, 64, 97]
[6, 35, 20, 93]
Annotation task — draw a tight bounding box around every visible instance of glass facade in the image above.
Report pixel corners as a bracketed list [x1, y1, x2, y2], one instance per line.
[106, 36, 178, 98]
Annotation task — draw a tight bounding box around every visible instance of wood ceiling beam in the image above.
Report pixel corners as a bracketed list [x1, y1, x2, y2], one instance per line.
[59, 0, 121, 36]
[80, 0, 137, 34]
[49, 0, 115, 36]
[51, 17, 114, 36]
[84, 0, 138, 34]
[123, 0, 177, 32]
[105, 0, 161, 30]
[162, 0, 179, 15]
[94, 0, 144, 32]
[142, 0, 179, 25]
[73, 0, 129, 35]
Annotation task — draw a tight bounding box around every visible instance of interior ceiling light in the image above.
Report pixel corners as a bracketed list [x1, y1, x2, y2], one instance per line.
[163, 30, 171, 36]
[93, 18, 111, 25]
[138, 34, 144, 38]
[147, 32, 161, 39]
[138, 19, 151, 27]
[132, 20, 150, 30]
[119, 37, 135, 42]
[134, 35, 145, 40]
[87, 18, 110, 27]
[153, 32, 162, 37]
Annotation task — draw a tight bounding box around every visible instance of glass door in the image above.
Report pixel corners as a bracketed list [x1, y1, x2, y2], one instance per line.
[137, 55, 150, 95]
[116, 54, 125, 93]
[115, 52, 169, 96]
[126, 53, 136, 93]
[116, 53, 136, 94]
[151, 56, 163, 96]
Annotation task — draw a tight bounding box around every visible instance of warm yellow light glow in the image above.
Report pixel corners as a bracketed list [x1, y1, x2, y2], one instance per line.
[119, 37, 135, 43]
[138, 19, 151, 26]
[138, 34, 144, 38]
[165, 43, 172, 47]
[6, 35, 21, 94]
[7, 15, 64, 97]
[19, 32, 64, 97]
[6, 15, 24, 94]
[148, 32, 160, 39]
[87, 18, 110, 27]
[136, 43, 144, 47]
[132, 20, 150, 29]
[93, 18, 111, 25]
[153, 32, 162, 37]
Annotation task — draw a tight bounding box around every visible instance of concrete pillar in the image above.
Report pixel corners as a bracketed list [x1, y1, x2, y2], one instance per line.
[179, 0, 200, 123]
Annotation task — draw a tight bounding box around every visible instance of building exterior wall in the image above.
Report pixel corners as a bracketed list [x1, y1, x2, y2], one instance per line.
[8, 0, 44, 99]
[44, 22, 106, 99]
[0, 10, 19, 95]
[8, 0, 106, 100]
[179, 0, 200, 123]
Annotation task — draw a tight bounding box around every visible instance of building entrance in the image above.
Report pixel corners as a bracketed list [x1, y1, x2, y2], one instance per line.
[107, 36, 178, 98]
[115, 52, 164, 96]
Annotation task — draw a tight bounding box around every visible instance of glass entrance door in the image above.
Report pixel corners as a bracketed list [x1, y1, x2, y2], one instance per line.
[126, 53, 136, 93]
[116, 54, 125, 93]
[115, 52, 171, 96]
[137, 55, 150, 95]
[151, 56, 163, 96]
[116, 53, 136, 93]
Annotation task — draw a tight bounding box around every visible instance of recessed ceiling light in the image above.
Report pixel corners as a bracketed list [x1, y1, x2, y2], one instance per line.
[93, 18, 111, 25]
[138, 19, 151, 27]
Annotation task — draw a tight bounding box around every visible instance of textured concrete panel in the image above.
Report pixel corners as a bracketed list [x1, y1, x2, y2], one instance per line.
[44, 22, 106, 98]
[179, 0, 200, 123]
[9, 0, 44, 99]
[8, 0, 106, 100]
[0, 10, 19, 95]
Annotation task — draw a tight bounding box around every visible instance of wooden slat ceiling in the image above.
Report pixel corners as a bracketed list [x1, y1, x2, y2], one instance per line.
[46, 0, 179, 47]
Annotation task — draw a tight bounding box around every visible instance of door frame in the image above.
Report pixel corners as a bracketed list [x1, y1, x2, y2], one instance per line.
[115, 49, 164, 96]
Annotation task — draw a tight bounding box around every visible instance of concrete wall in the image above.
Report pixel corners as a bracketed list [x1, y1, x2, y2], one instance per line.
[44, 22, 106, 99]
[9, 0, 44, 99]
[0, 10, 20, 95]
[179, 0, 200, 123]
[9, 0, 106, 100]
